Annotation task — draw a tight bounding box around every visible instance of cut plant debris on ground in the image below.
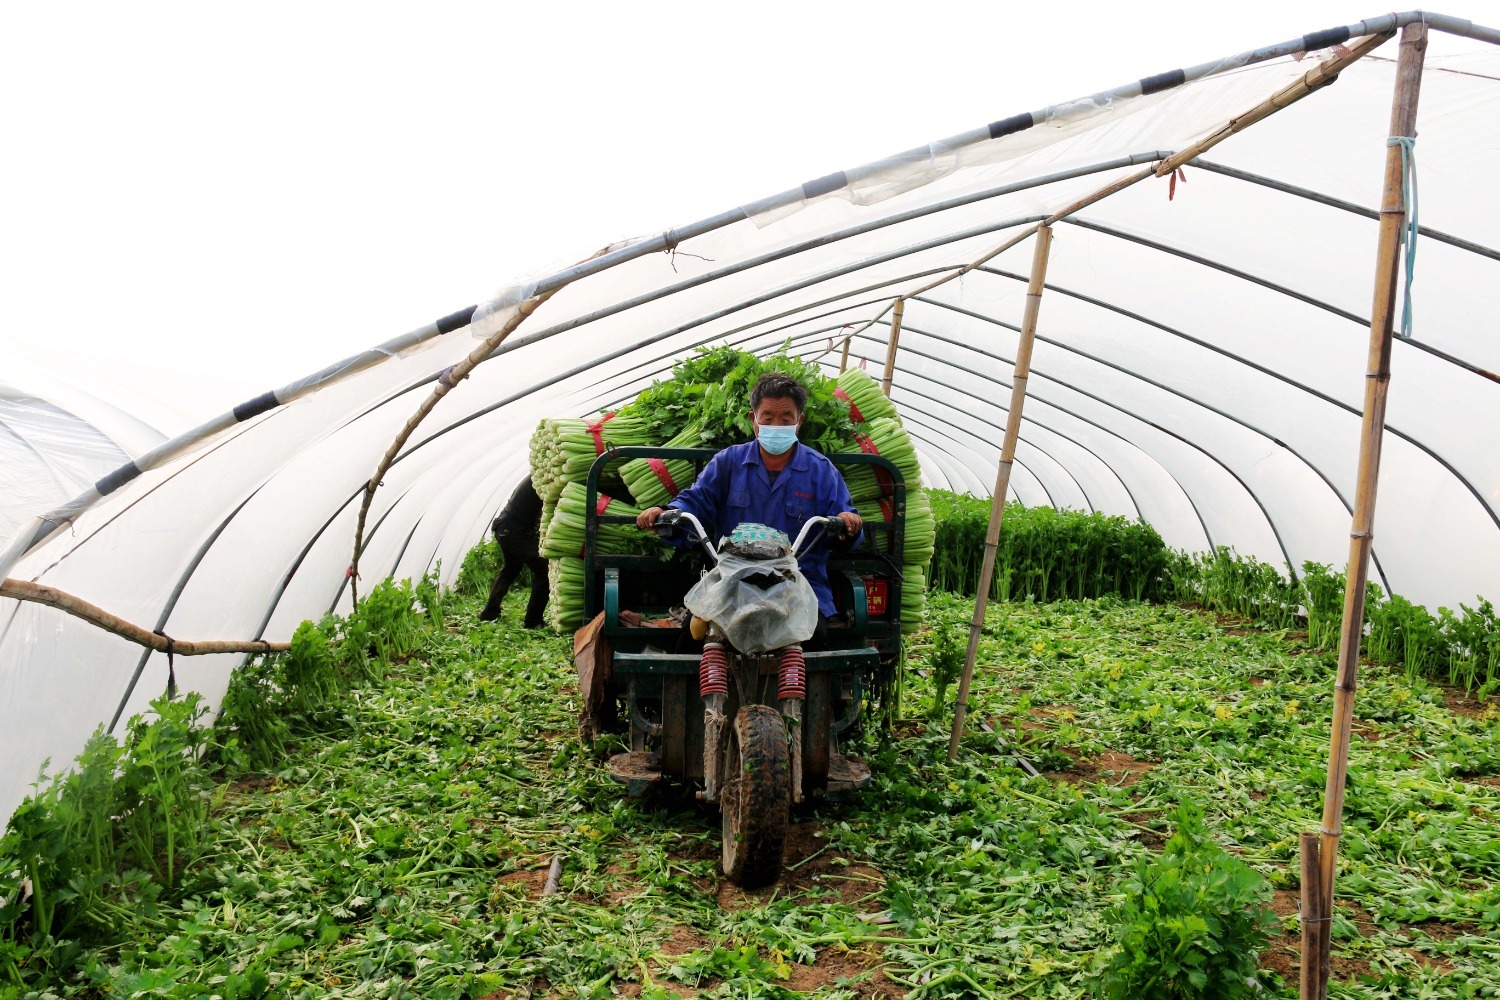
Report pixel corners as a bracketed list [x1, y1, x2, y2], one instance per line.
[4, 579, 1496, 999]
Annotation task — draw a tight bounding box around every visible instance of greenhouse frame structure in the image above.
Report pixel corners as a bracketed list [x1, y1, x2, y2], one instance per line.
[2, 10, 1497, 994]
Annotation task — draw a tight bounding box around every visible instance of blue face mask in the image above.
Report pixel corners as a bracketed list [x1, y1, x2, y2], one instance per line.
[756, 423, 799, 455]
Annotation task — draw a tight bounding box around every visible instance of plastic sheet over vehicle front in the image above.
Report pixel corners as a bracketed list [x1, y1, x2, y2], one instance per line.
[684, 553, 819, 655]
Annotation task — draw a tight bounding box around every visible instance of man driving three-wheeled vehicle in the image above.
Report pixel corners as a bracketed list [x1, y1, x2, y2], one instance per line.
[575, 374, 909, 887]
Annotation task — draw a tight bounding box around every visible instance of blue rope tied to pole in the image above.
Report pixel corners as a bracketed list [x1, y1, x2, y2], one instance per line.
[1386, 135, 1418, 340]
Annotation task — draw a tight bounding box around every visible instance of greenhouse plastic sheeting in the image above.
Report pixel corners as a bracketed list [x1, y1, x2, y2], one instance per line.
[0, 345, 215, 542]
[3, 16, 1498, 825]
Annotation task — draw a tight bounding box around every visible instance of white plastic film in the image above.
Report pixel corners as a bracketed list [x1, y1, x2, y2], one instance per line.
[5, 28, 1499, 829]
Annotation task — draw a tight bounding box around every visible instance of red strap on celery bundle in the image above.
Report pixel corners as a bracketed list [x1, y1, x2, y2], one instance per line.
[581, 494, 618, 556]
[586, 411, 616, 454]
[647, 458, 680, 496]
[579, 497, 615, 560]
[834, 387, 865, 423]
[854, 432, 896, 499]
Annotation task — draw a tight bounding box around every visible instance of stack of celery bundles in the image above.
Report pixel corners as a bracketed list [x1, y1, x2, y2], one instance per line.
[526, 348, 932, 633]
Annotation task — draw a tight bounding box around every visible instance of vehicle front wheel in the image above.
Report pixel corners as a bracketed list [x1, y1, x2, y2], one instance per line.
[720, 704, 790, 888]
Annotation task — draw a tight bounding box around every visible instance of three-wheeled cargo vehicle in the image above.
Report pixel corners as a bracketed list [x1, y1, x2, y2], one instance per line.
[574, 446, 907, 886]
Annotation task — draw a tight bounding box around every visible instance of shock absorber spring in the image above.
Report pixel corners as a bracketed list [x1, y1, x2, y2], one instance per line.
[778, 645, 806, 701]
[698, 641, 729, 696]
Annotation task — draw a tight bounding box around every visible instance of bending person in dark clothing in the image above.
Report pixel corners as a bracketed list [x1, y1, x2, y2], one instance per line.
[478, 477, 549, 628]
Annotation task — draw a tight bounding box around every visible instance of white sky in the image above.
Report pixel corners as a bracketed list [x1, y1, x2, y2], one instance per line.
[1, 1, 1480, 409]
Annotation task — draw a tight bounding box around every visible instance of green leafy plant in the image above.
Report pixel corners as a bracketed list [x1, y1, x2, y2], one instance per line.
[926, 490, 1170, 603]
[926, 622, 964, 721]
[1167, 548, 1498, 690]
[1442, 598, 1500, 694]
[1095, 805, 1276, 999]
[212, 652, 290, 772]
[282, 619, 341, 718]
[414, 565, 447, 628]
[1301, 561, 1346, 652]
[355, 577, 423, 663]
[454, 535, 500, 597]
[0, 695, 213, 966]
[113, 694, 213, 886]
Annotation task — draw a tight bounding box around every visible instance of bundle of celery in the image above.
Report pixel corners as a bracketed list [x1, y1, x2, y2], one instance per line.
[857, 486, 934, 567]
[538, 500, 557, 547]
[899, 564, 927, 634]
[539, 485, 663, 627]
[840, 417, 921, 504]
[836, 367, 900, 425]
[540, 482, 653, 560]
[854, 488, 932, 636]
[619, 422, 703, 510]
[528, 419, 556, 499]
[905, 489, 935, 566]
[558, 413, 651, 480]
[530, 415, 652, 503]
[856, 417, 920, 485]
[825, 388, 928, 629]
[547, 557, 586, 631]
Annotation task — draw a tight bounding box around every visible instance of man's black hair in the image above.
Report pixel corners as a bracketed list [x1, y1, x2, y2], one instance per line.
[750, 372, 808, 414]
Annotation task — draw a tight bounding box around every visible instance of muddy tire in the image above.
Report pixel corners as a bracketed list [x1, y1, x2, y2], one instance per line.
[720, 704, 790, 888]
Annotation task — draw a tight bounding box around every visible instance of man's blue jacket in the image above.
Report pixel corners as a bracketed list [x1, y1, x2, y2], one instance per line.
[665, 439, 860, 617]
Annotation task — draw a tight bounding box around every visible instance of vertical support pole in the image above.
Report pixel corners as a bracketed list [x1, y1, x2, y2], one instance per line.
[839, 334, 850, 374]
[881, 299, 905, 397]
[948, 225, 1053, 761]
[1299, 833, 1326, 1000]
[1308, 21, 1426, 996]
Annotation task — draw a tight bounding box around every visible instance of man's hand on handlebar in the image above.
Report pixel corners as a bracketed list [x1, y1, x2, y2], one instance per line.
[836, 511, 862, 540]
[636, 506, 665, 531]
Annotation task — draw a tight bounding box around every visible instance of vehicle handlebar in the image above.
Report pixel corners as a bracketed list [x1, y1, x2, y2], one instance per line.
[653, 508, 718, 564]
[658, 510, 848, 564]
[790, 515, 848, 559]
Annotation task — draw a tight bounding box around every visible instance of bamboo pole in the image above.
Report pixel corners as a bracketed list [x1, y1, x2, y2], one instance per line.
[1309, 21, 1427, 995]
[1155, 31, 1394, 178]
[838, 334, 851, 373]
[1, 577, 289, 656]
[947, 225, 1054, 762]
[1299, 833, 1326, 1000]
[349, 283, 565, 604]
[881, 300, 905, 396]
